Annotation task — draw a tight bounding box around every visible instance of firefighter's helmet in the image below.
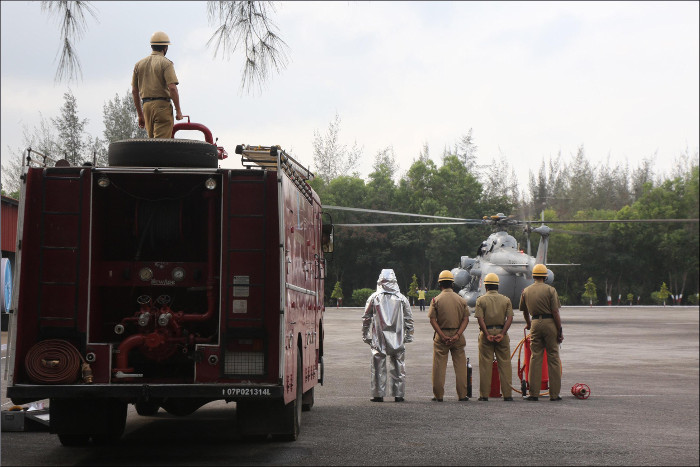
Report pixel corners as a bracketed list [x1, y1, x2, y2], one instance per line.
[532, 264, 548, 277]
[150, 31, 171, 45]
[484, 273, 499, 285]
[438, 270, 454, 282]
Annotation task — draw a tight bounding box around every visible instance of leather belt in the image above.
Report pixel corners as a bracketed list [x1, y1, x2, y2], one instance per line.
[533, 314, 554, 319]
[441, 328, 458, 331]
[486, 325, 503, 329]
[142, 97, 170, 103]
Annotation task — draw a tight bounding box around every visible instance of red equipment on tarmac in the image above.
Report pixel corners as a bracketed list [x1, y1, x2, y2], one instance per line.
[489, 359, 502, 398]
[571, 383, 591, 399]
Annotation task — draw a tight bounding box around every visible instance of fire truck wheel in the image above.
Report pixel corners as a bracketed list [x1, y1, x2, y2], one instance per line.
[91, 400, 128, 445]
[302, 387, 314, 412]
[273, 351, 302, 441]
[135, 400, 160, 416]
[108, 139, 219, 168]
[58, 434, 90, 446]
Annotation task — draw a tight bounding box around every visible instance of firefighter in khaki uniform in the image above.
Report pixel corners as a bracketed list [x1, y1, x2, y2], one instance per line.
[428, 270, 470, 402]
[519, 264, 564, 401]
[474, 273, 514, 401]
[132, 31, 184, 138]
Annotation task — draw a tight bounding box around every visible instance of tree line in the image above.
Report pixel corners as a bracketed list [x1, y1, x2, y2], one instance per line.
[311, 116, 698, 306]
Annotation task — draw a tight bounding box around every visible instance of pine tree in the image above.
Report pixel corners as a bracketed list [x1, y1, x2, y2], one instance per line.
[331, 281, 344, 308]
[52, 90, 89, 165]
[582, 277, 597, 306]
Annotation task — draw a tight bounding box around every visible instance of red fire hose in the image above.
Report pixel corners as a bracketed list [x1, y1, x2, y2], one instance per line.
[24, 339, 82, 384]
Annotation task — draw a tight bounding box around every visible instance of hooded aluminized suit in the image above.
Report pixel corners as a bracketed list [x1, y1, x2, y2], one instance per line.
[362, 269, 414, 398]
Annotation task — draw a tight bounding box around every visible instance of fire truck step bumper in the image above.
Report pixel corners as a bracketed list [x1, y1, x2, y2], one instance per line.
[7, 383, 283, 404]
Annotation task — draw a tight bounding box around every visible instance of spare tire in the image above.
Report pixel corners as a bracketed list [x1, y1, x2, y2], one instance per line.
[108, 139, 219, 168]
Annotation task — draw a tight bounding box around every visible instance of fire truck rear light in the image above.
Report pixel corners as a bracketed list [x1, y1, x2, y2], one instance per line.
[139, 267, 153, 282]
[204, 178, 217, 190]
[97, 176, 110, 188]
[224, 351, 264, 375]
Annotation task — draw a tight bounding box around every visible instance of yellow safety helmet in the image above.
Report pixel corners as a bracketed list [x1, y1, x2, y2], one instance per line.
[438, 270, 454, 282]
[532, 264, 548, 277]
[150, 31, 171, 45]
[484, 273, 499, 285]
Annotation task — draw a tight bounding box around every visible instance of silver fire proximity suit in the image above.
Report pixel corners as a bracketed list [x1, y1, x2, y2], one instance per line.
[362, 269, 414, 398]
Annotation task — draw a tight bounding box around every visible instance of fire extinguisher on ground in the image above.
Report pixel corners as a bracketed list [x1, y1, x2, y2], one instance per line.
[467, 357, 473, 398]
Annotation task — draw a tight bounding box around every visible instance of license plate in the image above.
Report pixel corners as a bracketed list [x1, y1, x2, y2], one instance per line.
[221, 387, 273, 397]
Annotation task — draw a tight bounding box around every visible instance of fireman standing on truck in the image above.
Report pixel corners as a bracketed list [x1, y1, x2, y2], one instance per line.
[132, 31, 183, 138]
[429, 270, 470, 402]
[519, 264, 564, 401]
[474, 273, 514, 401]
[362, 269, 414, 402]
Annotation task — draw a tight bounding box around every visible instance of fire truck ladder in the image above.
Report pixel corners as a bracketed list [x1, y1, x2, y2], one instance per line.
[236, 145, 314, 204]
[36, 167, 86, 335]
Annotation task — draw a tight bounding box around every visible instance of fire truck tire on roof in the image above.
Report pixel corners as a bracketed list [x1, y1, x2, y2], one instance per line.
[108, 139, 218, 168]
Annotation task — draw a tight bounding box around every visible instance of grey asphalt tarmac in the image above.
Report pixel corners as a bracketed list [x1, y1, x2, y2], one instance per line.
[1, 306, 698, 466]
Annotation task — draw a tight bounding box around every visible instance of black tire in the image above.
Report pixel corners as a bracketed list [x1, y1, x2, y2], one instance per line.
[273, 351, 302, 441]
[92, 400, 127, 444]
[302, 387, 314, 412]
[108, 139, 218, 168]
[58, 434, 90, 447]
[135, 400, 160, 416]
[241, 434, 269, 442]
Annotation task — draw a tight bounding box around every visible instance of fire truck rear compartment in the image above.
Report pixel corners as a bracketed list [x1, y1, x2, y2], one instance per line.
[91, 172, 220, 383]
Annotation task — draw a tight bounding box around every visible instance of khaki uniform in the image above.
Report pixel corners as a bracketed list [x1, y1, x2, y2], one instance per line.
[132, 51, 179, 138]
[519, 282, 562, 399]
[428, 289, 469, 400]
[474, 290, 513, 398]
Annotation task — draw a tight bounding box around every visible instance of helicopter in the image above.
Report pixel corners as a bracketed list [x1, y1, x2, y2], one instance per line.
[449, 213, 574, 307]
[323, 205, 699, 307]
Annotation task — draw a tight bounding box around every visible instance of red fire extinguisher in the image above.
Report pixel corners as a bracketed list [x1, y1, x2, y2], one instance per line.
[489, 359, 502, 398]
[518, 329, 549, 396]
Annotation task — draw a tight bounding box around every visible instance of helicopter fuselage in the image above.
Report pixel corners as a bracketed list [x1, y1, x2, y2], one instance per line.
[452, 230, 553, 308]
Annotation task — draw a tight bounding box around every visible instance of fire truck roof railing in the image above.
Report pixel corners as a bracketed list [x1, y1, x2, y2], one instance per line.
[236, 145, 315, 202]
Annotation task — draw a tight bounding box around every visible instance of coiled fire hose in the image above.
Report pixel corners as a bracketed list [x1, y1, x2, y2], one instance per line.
[24, 339, 92, 384]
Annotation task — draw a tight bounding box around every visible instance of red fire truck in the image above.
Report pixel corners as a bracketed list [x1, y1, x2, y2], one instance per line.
[4, 121, 332, 444]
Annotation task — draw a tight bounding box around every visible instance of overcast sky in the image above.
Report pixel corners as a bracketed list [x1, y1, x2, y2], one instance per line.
[1, 1, 698, 191]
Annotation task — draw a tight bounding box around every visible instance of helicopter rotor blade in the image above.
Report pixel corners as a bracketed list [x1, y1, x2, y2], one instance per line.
[335, 221, 471, 227]
[323, 205, 483, 222]
[550, 228, 599, 236]
[537, 218, 699, 224]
